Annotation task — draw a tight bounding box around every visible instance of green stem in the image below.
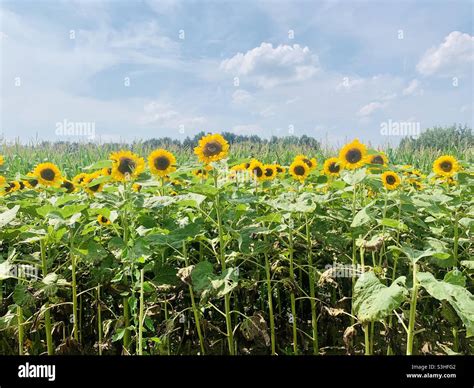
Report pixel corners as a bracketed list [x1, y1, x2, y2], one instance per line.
[350, 184, 357, 325]
[183, 242, 205, 355]
[453, 211, 459, 266]
[263, 235, 276, 355]
[288, 221, 298, 355]
[70, 247, 79, 341]
[305, 215, 318, 355]
[40, 239, 54, 355]
[214, 172, 235, 355]
[17, 305, 24, 355]
[364, 323, 371, 355]
[97, 285, 102, 356]
[138, 268, 144, 355]
[123, 296, 131, 353]
[406, 263, 418, 355]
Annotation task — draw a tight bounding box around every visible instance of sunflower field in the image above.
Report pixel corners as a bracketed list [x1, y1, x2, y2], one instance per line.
[0, 134, 473, 356]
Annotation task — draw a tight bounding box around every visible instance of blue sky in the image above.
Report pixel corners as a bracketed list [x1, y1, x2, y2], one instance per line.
[0, 0, 473, 146]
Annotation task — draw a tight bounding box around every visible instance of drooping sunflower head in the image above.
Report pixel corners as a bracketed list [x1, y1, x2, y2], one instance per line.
[365, 152, 388, 167]
[83, 172, 104, 195]
[132, 183, 142, 192]
[289, 160, 310, 182]
[275, 164, 286, 174]
[5, 181, 21, 194]
[193, 168, 208, 178]
[110, 150, 145, 182]
[338, 139, 367, 170]
[433, 155, 459, 177]
[61, 179, 76, 193]
[73, 173, 88, 187]
[323, 157, 342, 176]
[263, 164, 277, 181]
[33, 162, 62, 186]
[295, 155, 317, 170]
[381, 171, 401, 190]
[97, 214, 111, 226]
[148, 149, 176, 177]
[194, 133, 229, 164]
[23, 173, 39, 189]
[248, 159, 265, 181]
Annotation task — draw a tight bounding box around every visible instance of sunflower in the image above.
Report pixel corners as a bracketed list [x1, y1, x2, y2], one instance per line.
[248, 159, 265, 181]
[101, 167, 112, 176]
[23, 173, 39, 189]
[407, 178, 423, 190]
[295, 155, 317, 171]
[263, 164, 277, 180]
[5, 181, 21, 194]
[61, 179, 76, 193]
[0, 176, 6, 188]
[132, 183, 142, 192]
[365, 152, 388, 167]
[289, 160, 310, 182]
[194, 133, 229, 164]
[73, 173, 89, 186]
[97, 215, 111, 226]
[109, 150, 145, 182]
[230, 163, 246, 173]
[433, 155, 459, 177]
[323, 157, 342, 176]
[148, 149, 176, 177]
[193, 168, 208, 178]
[83, 172, 104, 195]
[338, 139, 367, 170]
[381, 171, 401, 190]
[275, 164, 286, 175]
[33, 162, 62, 186]
[0, 155, 3, 166]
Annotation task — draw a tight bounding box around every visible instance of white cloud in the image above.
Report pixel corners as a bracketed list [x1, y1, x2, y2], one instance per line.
[232, 89, 253, 104]
[140, 101, 206, 128]
[402, 79, 423, 96]
[260, 106, 276, 118]
[357, 101, 386, 117]
[417, 31, 474, 76]
[220, 42, 319, 88]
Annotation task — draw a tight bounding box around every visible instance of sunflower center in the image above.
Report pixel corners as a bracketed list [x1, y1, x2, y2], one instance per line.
[100, 216, 108, 223]
[253, 166, 263, 177]
[40, 168, 56, 181]
[29, 179, 38, 187]
[90, 183, 100, 192]
[265, 168, 273, 177]
[154, 156, 170, 171]
[294, 165, 306, 176]
[345, 149, 362, 164]
[118, 157, 136, 175]
[61, 181, 74, 193]
[329, 162, 340, 173]
[440, 161, 452, 172]
[386, 175, 396, 185]
[371, 155, 384, 165]
[203, 141, 223, 157]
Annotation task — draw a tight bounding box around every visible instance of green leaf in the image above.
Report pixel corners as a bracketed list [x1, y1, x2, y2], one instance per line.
[353, 271, 407, 323]
[417, 272, 474, 337]
[13, 284, 35, 308]
[191, 261, 239, 300]
[342, 169, 366, 185]
[191, 261, 214, 293]
[351, 206, 373, 228]
[380, 218, 407, 231]
[443, 269, 466, 287]
[0, 205, 20, 228]
[0, 261, 13, 280]
[389, 245, 436, 264]
[152, 264, 179, 287]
